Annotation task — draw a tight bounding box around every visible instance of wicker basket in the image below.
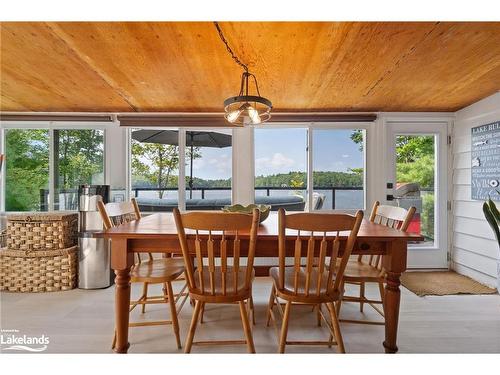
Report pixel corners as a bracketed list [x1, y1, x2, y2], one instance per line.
[0, 230, 6, 248]
[0, 246, 78, 292]
[6, 212, 78, 251]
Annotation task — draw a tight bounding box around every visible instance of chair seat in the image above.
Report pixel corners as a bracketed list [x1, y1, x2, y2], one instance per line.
[342, 260, 384, 282]
[131, 258, 185, 283]
[191, 266, 254, 299]
[270, 266, 339, 302]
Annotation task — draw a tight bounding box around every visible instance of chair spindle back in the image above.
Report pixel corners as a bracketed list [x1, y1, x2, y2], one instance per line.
[173, 208, 260, 296]
[97, 198, 151, 263]
[362, 201, 416, 268]
[278, 209, 364, 296]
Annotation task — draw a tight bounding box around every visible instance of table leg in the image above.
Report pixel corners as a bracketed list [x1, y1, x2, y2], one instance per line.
[111, 238, 133, 354]
[382, 240, 406, 354]
[114, 268, 131, 353]
[383, 271, 401, 353]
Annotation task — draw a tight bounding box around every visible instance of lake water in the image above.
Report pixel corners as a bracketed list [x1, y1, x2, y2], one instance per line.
[135, 188, 364, 210]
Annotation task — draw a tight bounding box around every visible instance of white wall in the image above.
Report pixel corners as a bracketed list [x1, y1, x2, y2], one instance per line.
[105, 121, 128, 194]
[231, 127, 255, 206]
[452, 92, 500, 288]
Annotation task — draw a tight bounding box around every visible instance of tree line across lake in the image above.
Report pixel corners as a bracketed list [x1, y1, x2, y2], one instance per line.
[132, 170, 364, 190]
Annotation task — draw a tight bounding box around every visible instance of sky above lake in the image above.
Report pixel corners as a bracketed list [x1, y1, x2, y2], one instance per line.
[192, 128, 364, 180]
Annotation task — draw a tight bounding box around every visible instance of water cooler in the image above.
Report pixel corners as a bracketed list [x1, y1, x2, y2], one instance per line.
[78, 184, 113, 289]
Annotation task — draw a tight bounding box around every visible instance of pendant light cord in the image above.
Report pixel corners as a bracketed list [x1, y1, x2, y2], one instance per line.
[214, 22, 249, 72]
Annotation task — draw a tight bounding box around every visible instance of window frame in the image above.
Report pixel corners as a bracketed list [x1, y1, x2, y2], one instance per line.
[0, 121, 108, 212]
[127, 127, 235, 211]
[1, 121, 370, 213]
[252, 122, 370, 212]
[385, 120, 449, 265]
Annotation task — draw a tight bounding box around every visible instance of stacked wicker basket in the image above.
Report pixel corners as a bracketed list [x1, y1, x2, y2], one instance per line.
[0, 212, 78, 292]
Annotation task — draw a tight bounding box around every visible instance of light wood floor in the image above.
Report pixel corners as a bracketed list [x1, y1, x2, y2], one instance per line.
[1, 277, 499, 353]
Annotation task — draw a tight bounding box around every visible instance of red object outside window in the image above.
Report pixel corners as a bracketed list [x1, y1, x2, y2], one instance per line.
[407, 213, 421, 235]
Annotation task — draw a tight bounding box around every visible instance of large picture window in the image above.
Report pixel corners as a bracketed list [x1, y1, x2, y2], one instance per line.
[131, 129, 180, 212]
[254, 127, 366, 211]
[54, 129, 104, 210]
[5, 129, 50, 211]
[3, 126, 105, 212]
[130, 129, 232, 211]
[312, 129, 365, 210]
[184, 130, 232, 210]
[254, 128, 308, 211]
[3, 124, 365, 213]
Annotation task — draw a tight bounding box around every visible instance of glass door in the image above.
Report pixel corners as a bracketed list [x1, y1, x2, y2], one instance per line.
[386, 122, 449, 268]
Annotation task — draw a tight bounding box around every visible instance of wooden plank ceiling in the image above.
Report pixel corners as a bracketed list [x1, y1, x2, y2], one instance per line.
[1, 22, 499, 113]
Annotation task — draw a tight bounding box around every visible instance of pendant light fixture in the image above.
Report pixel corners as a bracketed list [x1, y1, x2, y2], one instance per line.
[214, 22, 272, 125]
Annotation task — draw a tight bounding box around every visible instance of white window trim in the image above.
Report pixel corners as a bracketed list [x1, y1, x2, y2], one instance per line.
[178, 129, 186, 210]
[1, 114, 453, 220]
[384, 119, 452, 268]
[253, 121, 372, 213]
[127, 127, 235, 211]
[0, 121, 108, 212]
[0, 118, 421, 215]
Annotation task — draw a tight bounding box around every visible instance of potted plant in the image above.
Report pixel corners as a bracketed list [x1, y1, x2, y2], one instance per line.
[483, 193, 500, 291]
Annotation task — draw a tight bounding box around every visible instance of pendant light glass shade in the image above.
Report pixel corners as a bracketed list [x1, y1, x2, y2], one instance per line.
[223, 72, 272, 126]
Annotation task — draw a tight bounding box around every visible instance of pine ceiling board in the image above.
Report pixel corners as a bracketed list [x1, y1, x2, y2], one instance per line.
[0, 23, 133, 112]
[212, 22, 438, 111]
[44, 22, 244, 112]
[356, 22, 500, 111]
[1, 22, 499, 112]
[267, 22, 441, 110]
[0, 92, 31, 111]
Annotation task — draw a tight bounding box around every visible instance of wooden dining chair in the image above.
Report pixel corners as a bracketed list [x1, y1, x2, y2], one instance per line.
[336, 201, 416, 325]
[173, 208, 260, 353]
[266, 208, 364, 353]
[98, 198, 188, 349]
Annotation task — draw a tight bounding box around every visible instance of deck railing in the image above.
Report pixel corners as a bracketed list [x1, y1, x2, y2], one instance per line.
[39, 186, 364, 211]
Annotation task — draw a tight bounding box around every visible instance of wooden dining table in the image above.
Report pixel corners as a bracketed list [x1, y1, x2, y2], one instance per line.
[99, 211, 424, 354]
